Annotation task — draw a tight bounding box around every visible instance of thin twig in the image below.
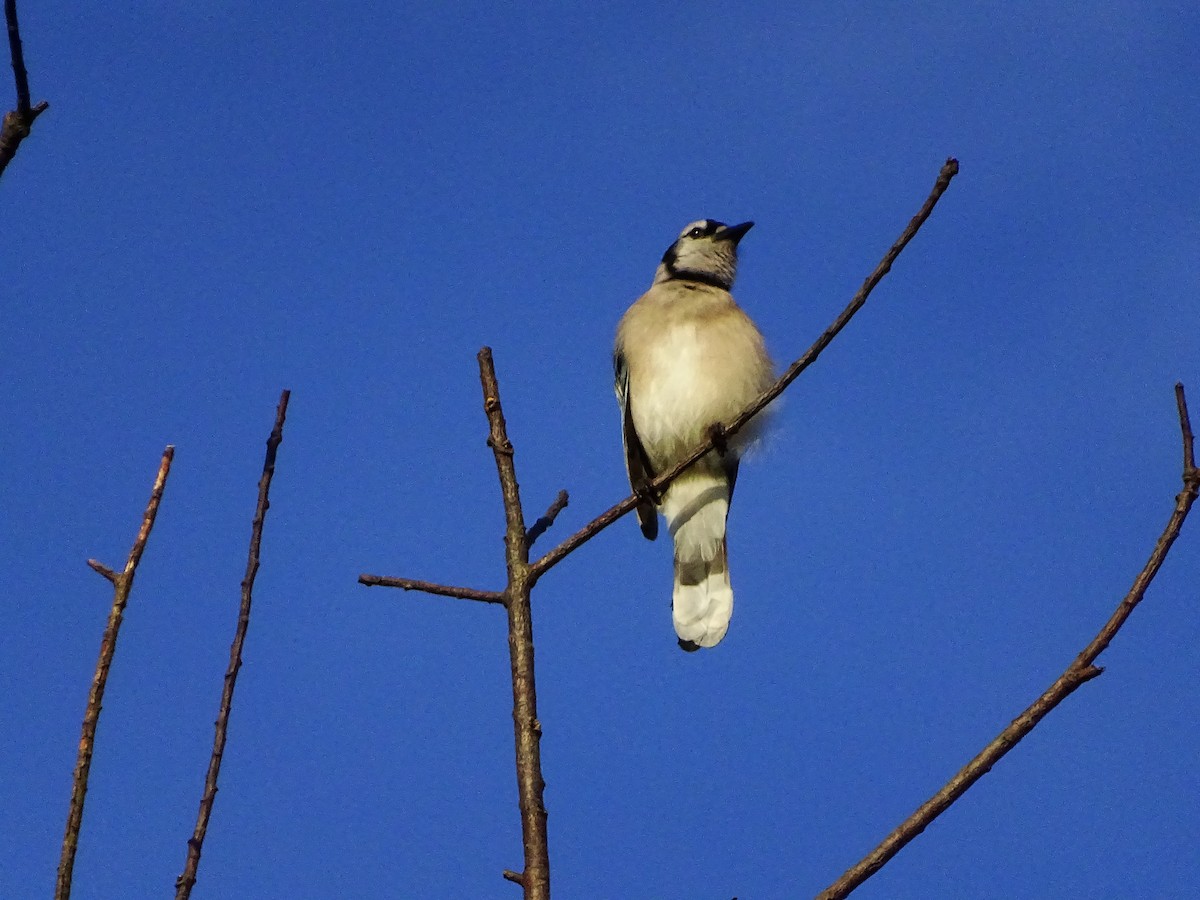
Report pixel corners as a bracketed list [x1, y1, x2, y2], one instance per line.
[85, 559, 118, 584]
[56, 446, 175, 900]
[175, 391, 290, 899]
[529, 158, 961, 582]
[817, 384, 1199, 899]
[1, 0, 48, 177]
[525, 490, 569, 548]
[478, 347, 550, 900]
[358, 574, 506, 605]
[5, 0, 31, 112]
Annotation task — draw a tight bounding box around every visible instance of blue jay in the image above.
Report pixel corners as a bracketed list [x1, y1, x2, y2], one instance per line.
[614, 220, 774, 651]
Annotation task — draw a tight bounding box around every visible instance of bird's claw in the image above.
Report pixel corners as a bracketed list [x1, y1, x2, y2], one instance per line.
[635, 479, 662, 506]
[708, 423, 729, 457]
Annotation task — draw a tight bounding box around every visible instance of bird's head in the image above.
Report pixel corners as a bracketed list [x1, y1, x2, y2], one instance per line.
[654, 219, 753, 290]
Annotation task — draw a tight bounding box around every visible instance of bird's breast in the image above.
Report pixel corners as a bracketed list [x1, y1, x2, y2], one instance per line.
[627, 308, 772, 468]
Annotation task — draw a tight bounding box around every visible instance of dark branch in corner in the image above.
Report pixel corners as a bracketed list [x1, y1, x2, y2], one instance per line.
[175, 391, 290, 900]
[816, 384, 1199, 899]
[57, 446, 175, 900]
[1, 0, 49, 177]
[526, 490, 569, 549]
[528, 158, 961, 583]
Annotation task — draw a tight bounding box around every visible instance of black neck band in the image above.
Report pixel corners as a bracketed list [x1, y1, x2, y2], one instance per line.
[668, 270, 731, 290]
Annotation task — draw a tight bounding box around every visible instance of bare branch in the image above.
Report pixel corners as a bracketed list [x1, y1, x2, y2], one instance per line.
[357, 573, 506, 605]
[1177, 382, 1195, 473]
[1, 0, 48, 177]
[85, 559, 117, 584]
[57, 446, 175, 900]
[817, 384, 1199, 899]
[477, 348, 550, 899]
[525, 489, 569, 549]
[5, 0, 32, 111]
[176, 391, 290, 899]
[529, 158, 961, 582]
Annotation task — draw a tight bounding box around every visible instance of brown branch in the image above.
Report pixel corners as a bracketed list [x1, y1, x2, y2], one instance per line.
[85, 559, 118, 584]
[529, 157, 961, 583]
[478, 347, 550, 900]
[56, 446, 175, 900]
[525, 489, 569, 548]
[357, 573, 506, 605]
[175, 391, 290, 899]
[1, 0, 48, 178]
[817, 383, 1199, 900]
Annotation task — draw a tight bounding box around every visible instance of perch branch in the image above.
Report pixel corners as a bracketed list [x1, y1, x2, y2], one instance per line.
[529, 157, 961, 582]
[817, 383, 1199, 899]
[478, 347, 551, 900]
[1, 0, 48, 177]
[525, 490, 569, 549]
[56, 446, 175, 900]
[357, 574, 506, 605]
[175, 391, 290, 899]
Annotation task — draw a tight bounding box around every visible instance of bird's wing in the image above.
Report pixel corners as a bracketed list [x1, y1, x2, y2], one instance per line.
[614, 349, 659, 540]
[724, 456, 740, 506]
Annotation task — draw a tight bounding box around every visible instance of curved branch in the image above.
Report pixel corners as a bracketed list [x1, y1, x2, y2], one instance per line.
[817, 383, 1198, 899]
[530, 158, 961, 582]
[176, 391, 290, 899]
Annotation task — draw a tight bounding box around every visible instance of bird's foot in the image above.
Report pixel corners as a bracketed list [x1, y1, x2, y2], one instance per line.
[708, 423, 729, 457]
[635, 478, 662, 506]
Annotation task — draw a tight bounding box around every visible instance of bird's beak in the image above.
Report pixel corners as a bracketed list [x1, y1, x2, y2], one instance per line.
[716, 221, 754, 244]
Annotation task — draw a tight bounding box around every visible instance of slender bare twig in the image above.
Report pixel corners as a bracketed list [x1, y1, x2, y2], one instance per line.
[526, 490, 569, 548]
[478, 347, 551, 899]
[817, 383, 1199, 900]
[1, 0, 49, 177]
[175, 391, 290, 899]
[358, 574, 506, 604]
[56, 446, 175, 900]
[528, 157, 961, 583]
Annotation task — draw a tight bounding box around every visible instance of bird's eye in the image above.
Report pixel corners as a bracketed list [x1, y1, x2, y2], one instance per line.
[688, 227, 705, 238]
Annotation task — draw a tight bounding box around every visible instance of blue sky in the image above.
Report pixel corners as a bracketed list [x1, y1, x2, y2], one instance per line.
[4, 2, 1198, 898]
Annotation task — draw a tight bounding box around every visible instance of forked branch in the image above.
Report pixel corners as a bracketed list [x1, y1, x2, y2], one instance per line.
[816, 383, 1198, 899]
[357, 159, 962, 898]
[56, 446, 175, 900]
[478, 348, 551, 900]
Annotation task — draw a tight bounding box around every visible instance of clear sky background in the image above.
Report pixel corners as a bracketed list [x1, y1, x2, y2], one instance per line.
[3, 2, 1198, 898]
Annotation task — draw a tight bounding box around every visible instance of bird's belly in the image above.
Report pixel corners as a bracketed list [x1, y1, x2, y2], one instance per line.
[632, 324, 757, 466]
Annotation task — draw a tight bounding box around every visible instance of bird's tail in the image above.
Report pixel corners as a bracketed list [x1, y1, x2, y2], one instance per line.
[665, 473, 733, 651]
